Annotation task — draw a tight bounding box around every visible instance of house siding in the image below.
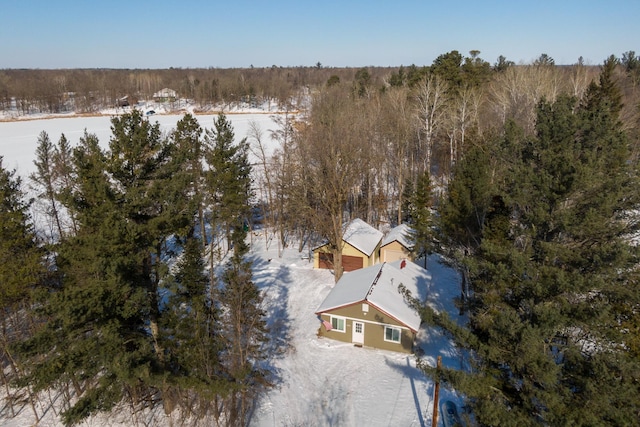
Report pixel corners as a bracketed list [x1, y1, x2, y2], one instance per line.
[314, 245, 331, 269]
[317, 303, 415, 353]
[380, 241, 412, 262]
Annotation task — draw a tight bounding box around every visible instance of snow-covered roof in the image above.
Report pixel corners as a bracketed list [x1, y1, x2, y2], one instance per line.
[342, 218, 383, 256]
[316, 260, 431, 332]
[381, 223, 414, 249]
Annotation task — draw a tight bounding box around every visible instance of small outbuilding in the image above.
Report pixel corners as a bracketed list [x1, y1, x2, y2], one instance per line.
[380, 223, 414, 262]
[153, 88, 177, 102]
[313, 218, 383, 272]
[116, 95, 130, 107]
[315, 259, 430, 353]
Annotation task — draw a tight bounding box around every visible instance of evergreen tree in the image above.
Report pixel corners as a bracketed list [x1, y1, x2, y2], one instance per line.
[204, 113, 270, 425]
[461, 50, 492, 87]
[439, 143, 492, 252]
[493, 55, 514, 72]
[388, 65, 406, 87]
[401, 177, 414, 225]
[30, 130, 63, 240]
[106, 110, 174, 366]
[353, 67, 372, 97]
[52, 133, 78, 235]
[425, 66, 640, 425]
[204, 113, 252, 260]
[534, 53, 555, 67]
[326, 74, 340, 87]
[161, 234, 228, 419]
[218, 221, 270, 426]
[0, 158, 45, 419]
[431, 50, 464, 88]
[405, 170, 433, 267]
[16, 111, 192, 424]
[17, 131, 156, 425]
[621, 50, 640, 86]
[438, 140, 495, 304]
[17, 111, 273, 425]
[107, 109, 199, 409]
[169, 113, 206, 243]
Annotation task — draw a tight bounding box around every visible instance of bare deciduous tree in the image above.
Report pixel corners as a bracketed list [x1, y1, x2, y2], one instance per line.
[381, 87, 415, 225]
[296, 87, 365, 281]
[415, 74, 449, 174]
[489, 64, 562, 135]
[247, 120, 273, 249]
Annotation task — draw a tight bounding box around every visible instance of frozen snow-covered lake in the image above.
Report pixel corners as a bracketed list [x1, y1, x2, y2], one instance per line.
[0, 113, 279, 179]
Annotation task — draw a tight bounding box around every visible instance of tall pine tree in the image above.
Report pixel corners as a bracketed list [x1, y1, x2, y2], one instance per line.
[161, 233, 228, 420]
[0, 158, 46, 419]
[204, 113, 252, 250]
[30, 131, 64, 241]
[218, 223, 270, 426]
[405, 170, 433, 267]
[204, 113, 271, 425]
[169, 113, 206, 243]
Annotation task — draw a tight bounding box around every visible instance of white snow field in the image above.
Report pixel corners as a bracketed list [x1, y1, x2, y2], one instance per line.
[0, 115, 467, 426]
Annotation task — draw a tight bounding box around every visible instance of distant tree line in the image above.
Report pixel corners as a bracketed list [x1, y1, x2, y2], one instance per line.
[1, 49, 640, 425]
[0, 66, 395, 114]
[0, 50, 638, 118]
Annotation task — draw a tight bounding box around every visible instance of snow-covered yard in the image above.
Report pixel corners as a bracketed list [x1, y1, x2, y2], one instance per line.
[0, 115, 467, 426]
[250, 244, 466, 427]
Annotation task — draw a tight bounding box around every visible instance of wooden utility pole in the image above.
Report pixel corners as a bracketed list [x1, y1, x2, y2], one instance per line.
[432, 356, 442, 427]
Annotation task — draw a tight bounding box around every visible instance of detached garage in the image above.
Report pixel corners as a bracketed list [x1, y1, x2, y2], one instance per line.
[313, 218, 383, 273]
[380, 224, 414, 263]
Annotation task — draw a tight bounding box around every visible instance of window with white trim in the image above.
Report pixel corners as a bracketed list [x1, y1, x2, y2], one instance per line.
[330, 315, 346, 332]
[384, 326, 401, 343]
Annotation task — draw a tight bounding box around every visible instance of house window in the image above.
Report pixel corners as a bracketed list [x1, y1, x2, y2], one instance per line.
[384, 326, 401, 343]
[330, 316, 346, 332]
[362, 303, 369, 313]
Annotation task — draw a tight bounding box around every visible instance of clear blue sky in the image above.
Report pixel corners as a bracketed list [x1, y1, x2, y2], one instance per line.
[1, 0, 638, 69]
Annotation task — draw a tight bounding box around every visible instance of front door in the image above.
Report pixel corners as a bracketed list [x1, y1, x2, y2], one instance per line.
[352, 321, 364, 345]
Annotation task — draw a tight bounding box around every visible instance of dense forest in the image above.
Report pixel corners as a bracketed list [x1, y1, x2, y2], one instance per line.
[1, 50, 640, 425]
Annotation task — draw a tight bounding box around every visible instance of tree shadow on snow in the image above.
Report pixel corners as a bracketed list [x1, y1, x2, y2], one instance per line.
[384, 356, 428, 427]
[248, 255, 294, 380]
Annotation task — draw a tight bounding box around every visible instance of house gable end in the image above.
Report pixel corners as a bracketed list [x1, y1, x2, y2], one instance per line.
[365, 302, 418, 333]
[381, 224, 413, 251]
[315, 300, 367, 317]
